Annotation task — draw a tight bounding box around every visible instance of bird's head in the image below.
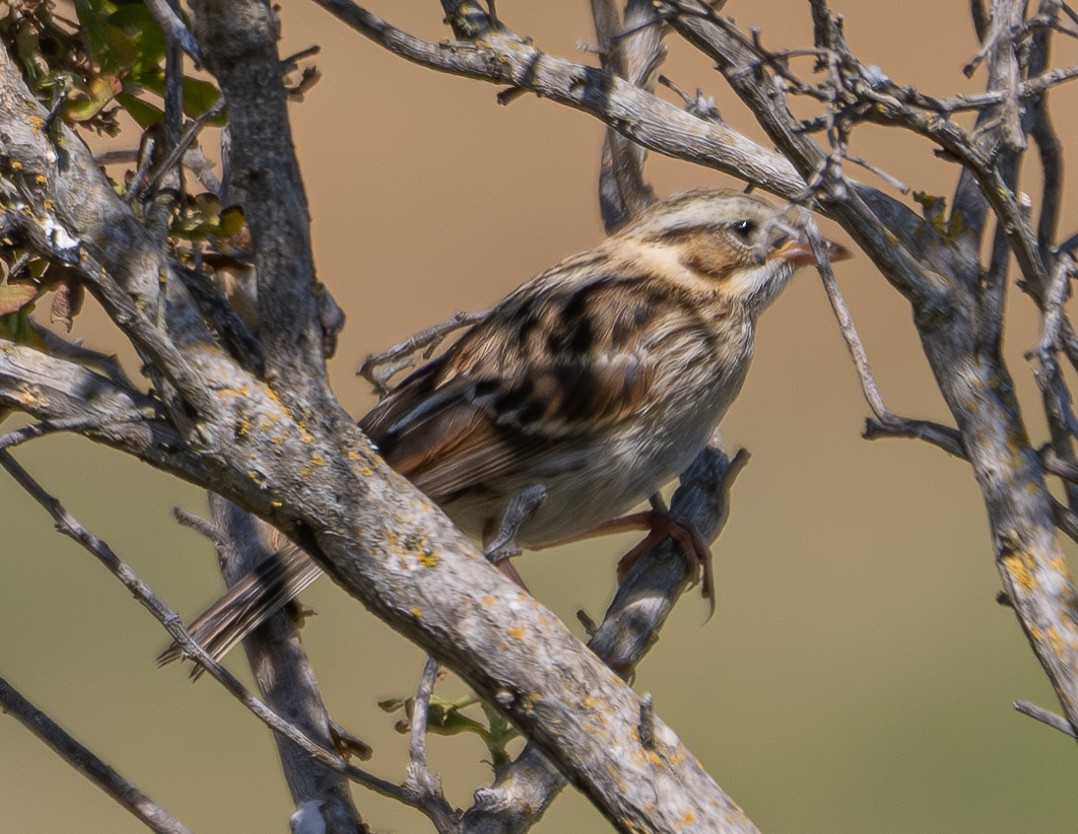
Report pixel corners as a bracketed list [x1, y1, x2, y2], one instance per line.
[615, 188, 849, 316]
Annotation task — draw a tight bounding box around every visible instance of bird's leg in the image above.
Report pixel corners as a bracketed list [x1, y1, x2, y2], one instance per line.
[586, 493, 715, 611]
[482, 483, 548, 591]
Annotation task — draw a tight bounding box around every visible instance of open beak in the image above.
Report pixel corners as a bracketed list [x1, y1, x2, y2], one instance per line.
[773, 236, 851, 267]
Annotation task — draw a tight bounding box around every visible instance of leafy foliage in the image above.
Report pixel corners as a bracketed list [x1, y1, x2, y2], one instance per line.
[380, 692, 520, 770]
[0, 0, 228, 343]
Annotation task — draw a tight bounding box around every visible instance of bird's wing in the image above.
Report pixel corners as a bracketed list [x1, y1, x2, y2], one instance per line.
[359, 267, 697, 504]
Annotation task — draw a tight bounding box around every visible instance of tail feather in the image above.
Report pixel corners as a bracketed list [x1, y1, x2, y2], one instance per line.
[157, 544, 323, 678]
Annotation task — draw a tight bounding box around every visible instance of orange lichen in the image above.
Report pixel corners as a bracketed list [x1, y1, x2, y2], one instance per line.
[1050, 555, 1073, 579]
[507, 626, 525, 640]
[1002, 551, 1037, 593]
[1047, 626, 1065, 659]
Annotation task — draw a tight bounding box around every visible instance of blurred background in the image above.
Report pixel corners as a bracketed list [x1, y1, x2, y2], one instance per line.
[4, 2, 1078, 832]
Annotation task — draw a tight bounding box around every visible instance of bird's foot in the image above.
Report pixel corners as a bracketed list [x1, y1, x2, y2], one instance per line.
[482, 483, 548, 592]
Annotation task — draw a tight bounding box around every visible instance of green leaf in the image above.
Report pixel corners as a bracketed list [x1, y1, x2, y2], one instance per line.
[217, 206, 246, 238]
[0, 283, 38, 316]
[138, 73, 224, 124]
[64, 74, 121, 122]
[107, 4, 166, 74]
[116, 90, 163, 128]
[181, 77, 222, 119]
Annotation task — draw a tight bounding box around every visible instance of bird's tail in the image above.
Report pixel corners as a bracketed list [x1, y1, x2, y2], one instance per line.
[157, 543, 323, 678]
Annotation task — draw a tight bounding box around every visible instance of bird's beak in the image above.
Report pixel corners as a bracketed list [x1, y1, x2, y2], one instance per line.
[772, 236, 851, 267]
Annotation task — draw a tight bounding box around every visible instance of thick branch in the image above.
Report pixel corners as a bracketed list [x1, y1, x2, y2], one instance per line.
[191, 0, 327, 393]
[205, 497, 369, 834]
[0, 342, 208, 483]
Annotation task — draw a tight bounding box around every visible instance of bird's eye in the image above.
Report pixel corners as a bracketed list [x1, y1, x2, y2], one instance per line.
[730, 219, 756, 239]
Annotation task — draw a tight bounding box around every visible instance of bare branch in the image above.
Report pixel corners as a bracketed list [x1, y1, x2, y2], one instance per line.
[592, 0, 661, 231]
[192, 0, 327, 394]
[144, 0, 203, 63]
[863, 418, 966, 458]
[202, 496, 370, 834]
[461, 445, 749, 833]
[308, 0, 807, 200]
[1014, 698, 1078, 737]
[358, 309, 488, 395]
[403, 657, 456, 833]
[0, 676, 194, 834]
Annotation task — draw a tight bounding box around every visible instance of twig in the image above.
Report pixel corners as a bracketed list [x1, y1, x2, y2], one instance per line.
[133, 98, 227, 202]
[845, 152, 911, 194]
[0, 450, 410, 806]
[195, 497, 369, 834]
[358, 309, 487, 394]
[1051, 499, 1078, 545]
[1014, 698, 1078, 737]
[863, 417, 966, 457]
[402, 656, 454, 830]
[0, 677, 194, 834]
[172, 505, 229, 548]
[29, 323, 136, 390]
[1041, 445, 1078, 481]
[0, 417, 111, 452]
[1032, 253, 1078, 508]
[143, 0, 204, 63]
[408, 657, 441, 772]
[803, 215, 889, 423]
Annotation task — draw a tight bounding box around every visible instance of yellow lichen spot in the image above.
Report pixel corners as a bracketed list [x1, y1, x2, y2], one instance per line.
[411, 607, 422, 619]
[1002, 551, 1037, 593]
[507, 626, 526, 640]
[10, 159, 22, 169]
[668, 745, 687, 765]
[1030, 626, 1044, 642]
[387, 531, 399, 546]
[1047, 626, 1065, 659]
[417, 551, 439, 568]
[311, 454, 326, 466]
[678, 811, 696, 827]
[481, 594, 496, 606]
[1050, 555, 1073, 578]
[582, 695, 598, 709]
[360, 466, 372, 477]
[271, 500, 282, 508]
[235, 418, 250, 437]
[348, 450, 361, 461]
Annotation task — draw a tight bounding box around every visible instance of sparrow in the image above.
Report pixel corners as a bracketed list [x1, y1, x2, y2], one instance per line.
[160, 188, 848, 668]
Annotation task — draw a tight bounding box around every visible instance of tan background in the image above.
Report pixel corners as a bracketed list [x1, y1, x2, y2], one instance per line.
[4, 2, 1078, 832]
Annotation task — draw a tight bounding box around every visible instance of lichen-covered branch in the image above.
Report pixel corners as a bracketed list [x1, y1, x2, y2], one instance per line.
[0, 15, 761, 834]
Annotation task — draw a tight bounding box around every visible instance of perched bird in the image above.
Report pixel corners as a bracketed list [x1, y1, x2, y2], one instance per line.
[160, 188, 847, 667]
